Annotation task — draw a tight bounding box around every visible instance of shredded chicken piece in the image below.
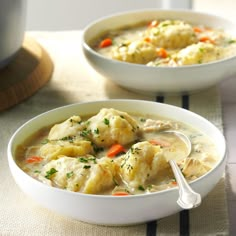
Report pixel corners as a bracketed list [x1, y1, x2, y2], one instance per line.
[142, 119, 178, 132]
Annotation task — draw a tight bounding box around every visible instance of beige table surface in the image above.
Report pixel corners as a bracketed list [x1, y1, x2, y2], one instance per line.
[0, 31, 235, 235]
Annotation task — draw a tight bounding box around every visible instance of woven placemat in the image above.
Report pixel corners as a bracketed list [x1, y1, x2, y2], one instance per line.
[0, 32, 229, 235]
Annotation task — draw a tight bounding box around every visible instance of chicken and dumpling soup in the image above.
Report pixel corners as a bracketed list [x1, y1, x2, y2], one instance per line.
[92, 19, 236, 67]
[16, 108, 219, 196]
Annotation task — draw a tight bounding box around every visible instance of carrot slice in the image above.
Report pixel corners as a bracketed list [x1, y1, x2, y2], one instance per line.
[112, 192, 129, 196]
[144, 37, 151, 43]
[148, 20, 159, 28]
[149, 139, 171, 147]
[193, 27, 203, 33]
[99, 38, 112, 48]
[157, 48, 168, 58]
[26, 156, 43, 163]
[107, 144, 126, 157]
[199, 36, 215, 44]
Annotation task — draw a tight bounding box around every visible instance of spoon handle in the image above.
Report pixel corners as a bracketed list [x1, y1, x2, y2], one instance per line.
[169, 159, 202, 209]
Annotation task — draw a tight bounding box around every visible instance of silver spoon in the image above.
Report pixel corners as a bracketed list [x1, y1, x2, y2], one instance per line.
[164, 130, 202, 209]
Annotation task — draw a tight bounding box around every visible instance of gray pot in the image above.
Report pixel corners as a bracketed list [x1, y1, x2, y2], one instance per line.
[0, 0, 27, 68]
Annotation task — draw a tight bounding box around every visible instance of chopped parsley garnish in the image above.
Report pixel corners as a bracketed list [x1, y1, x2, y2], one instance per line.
[83, 165, 91, 169]
[199, 48, 204, 53]
[140, 118, 146, 122]
[94, 128, 99, 134]
[78, 157, 89, 163]
[131, 147, 142, 154]
[138, 185, 145, 191]
[104, 118, 110, 126]
[113, 177, 119, 186]
[45, 168, 58, 179]
[228, 39, 236, 44]
[80, 129, 91, 138]
[78, 156, 97, 164]
[66, 171, 74, 179]
[60, 136, 74, 143]
[88, 157, 97, 164]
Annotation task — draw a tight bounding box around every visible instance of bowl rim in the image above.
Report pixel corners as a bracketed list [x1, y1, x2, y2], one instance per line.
[82, 8, 236, 70]
[8, 99, 227, 200]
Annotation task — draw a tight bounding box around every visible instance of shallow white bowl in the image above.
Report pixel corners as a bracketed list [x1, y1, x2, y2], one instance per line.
[8, 100, 226, 225]
[82, 9, 236, 95]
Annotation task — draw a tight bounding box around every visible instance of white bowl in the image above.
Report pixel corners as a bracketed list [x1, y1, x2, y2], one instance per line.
[82, 9, 236, 95]
[8, 100, 226, 225]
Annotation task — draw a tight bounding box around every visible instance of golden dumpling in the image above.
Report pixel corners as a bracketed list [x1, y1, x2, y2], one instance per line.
[176, 42, 222, 65]
[146, 20, 198, 49]
[40, 139, 93, 161]
[38, 156, 117, 194]
[87, 108, 140, 147]
[112, 40, 157, 64]
[48, 116, 85, 140]
[118, 141, 168, 188]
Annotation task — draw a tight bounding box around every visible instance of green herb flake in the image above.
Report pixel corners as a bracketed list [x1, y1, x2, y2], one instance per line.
[83, 165, 91, 169]
[60, 136, 74, 143]
[78, 157, 89, 163]
[140, 118, 146, 122]
[80, 129, 91, 138]
[147, 185, 153, 190]
[94, 128, 99, 135]
[199, 48, 204, 53]
[104, 118, 110, 126]
[88, 157, 97, 164]
[228, 39, 236, 44]
[113, 177, 119, 186]
[66, 171, 74, 179]
[138, 185, 145, 191]
[45, 168, 58, 179]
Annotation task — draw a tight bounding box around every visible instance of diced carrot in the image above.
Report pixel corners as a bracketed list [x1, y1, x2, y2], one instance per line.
[99, 38, 112, 48]
[112, 192, 129, 196]
[149, 139, 171, 147]
[107, 144, 126, 157]
[144, 37, 151, 43]
[148, 20, 159, 28]
[193, 27, 203, 33]
[157, 48, 168, 58]
[26, 156, 43, 163]
[199, 36, 215, 44]
[171, 181, 177, 185]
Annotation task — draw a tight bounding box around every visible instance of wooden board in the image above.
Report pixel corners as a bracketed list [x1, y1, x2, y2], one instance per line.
[0, 36, 54, 111]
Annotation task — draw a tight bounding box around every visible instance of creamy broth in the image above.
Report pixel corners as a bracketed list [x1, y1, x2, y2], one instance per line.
[92, 19, 236, 67]
[16, 108, 218, 196]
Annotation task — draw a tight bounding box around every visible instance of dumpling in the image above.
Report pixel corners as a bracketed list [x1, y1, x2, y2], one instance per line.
[176, 42, 222, 65]
[87, 108, 140, 147]
[39, 139, 93, 161]
[146, 20, 198, 49]
[38, 156, 118, 194]
[40, 116, 94, 160]
[48, 116, 85, 140]
[112, 40, 157, 64]
[117, 141, 168, 189]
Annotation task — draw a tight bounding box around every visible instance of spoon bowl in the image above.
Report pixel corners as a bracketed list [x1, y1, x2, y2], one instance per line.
[163, 130, 202, 209]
